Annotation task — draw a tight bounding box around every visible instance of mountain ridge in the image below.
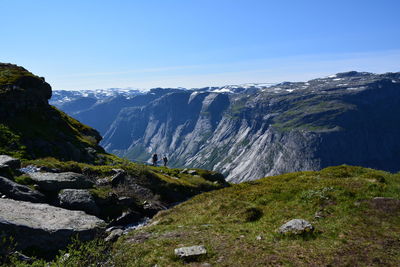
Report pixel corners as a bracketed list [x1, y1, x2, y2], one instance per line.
[52, 71, 400, 182]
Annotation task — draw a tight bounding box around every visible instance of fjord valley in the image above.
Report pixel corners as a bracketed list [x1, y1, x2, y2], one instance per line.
[1, 64, 400, 266]
[53, 71, 400, 183]
[3, 0, 400, 265]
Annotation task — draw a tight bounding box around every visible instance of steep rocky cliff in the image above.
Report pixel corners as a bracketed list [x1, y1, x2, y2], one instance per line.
[0, 63, 107, 163]
[53, 72, 400, 182]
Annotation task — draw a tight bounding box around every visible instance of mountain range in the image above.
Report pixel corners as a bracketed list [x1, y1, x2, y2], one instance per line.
[51, 71, 400, 182]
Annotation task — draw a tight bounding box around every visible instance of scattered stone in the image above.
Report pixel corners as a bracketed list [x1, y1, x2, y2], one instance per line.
[314, 210, 325, 219]
[256, 235, 263, 240]
[111, 169, 126, 187]
[0, 176, 46, 203]
[28, 172, 94, 191]
[0, 198, 105, 253]
[0, 155, 21, 169]
[187, 170, 198, 175]
[143, 201, 167, 216]
[279, 219, 314, 235]
[105, 226, 123, 232]
[58, 189, 100, 215]
[174, 245, 207, 258]
[105, 229, 123, 242]
[109, 210, 143, 226]
[60, 253, 70, 263]
[118, 196, 135, 206]
[96, 177, 110, 186]
[12, 251, 33, 263]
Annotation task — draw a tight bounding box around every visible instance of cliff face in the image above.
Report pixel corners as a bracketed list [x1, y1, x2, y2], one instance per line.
[0, 63, 106, 163]
[53, 72, 400, 182]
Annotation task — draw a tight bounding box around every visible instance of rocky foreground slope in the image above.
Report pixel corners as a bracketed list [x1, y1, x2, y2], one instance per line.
[0, 64, 227, 263]
[11, 165, 400, 266]
[53, 71, 400, 182]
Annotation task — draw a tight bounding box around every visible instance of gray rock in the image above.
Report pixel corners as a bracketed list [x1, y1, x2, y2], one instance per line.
[0, 165, 13, 179]
[0, 155, 21, 169]
[0, 198, 105, 253]
[187, 170, 198, 175]
[105, 229, 123, 242]
[58, 189, 99, 215]
[0, 176, 46, 203]
[109, 210, 143, 226]
[96, 177, 110, 186]
[174, 245, 207, 258]
[279, 219, 314, 235]
[12, 251, 33, 264]
[29, 172, 94, 191]
[118, 196, 135, 206]
[111, 169, 126, 187]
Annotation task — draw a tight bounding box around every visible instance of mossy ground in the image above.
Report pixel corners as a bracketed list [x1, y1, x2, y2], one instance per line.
[108, 165, 400, 266]
[4, 165, 400, 266]
[0, 64, 35, 88]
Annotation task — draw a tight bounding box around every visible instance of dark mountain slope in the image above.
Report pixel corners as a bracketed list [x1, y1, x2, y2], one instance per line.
[0, 63, 107, 163]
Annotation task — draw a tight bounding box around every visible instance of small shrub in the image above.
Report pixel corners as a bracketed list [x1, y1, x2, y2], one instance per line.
[14, 175, 34, 186]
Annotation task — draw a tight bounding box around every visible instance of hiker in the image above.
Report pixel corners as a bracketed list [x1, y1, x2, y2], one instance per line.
[163, 155, 168, 167]
[152, 153, 158, 166]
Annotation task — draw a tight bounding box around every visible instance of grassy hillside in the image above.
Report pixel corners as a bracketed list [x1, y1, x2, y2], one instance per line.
[6, 165, 400, 266]
[109, 165, 400, 266]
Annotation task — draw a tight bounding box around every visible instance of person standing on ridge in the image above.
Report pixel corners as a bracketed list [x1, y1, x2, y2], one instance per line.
[152, 153, 158, 166]
[163, 155, 168, 167]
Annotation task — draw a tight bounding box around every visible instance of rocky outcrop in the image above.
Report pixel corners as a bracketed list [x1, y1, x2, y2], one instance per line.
[0, 176, 46, 203]
[0, 63, 51, 118]
[28, 172, 94, 191]
[0, 198, 105, 253]
[0, 63, 110, 163]
[0, 155, 21, 169]
[58, 189, 99, 215]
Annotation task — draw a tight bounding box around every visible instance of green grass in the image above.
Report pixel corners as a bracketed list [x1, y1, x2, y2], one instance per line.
[0, 64, 35, 89]
[22, 158, 228, 204]
[272, 98, 355, 132]
[109, 165, 400, 266]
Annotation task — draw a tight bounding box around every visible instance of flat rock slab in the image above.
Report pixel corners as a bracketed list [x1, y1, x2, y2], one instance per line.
[0, 155, 21, 169]
[0, 176, 46, 203]
[174, 245, 207, 258]
[0, 198, 105, 253]
[29, 172, 94, 191]
[58, 189, 99, 215]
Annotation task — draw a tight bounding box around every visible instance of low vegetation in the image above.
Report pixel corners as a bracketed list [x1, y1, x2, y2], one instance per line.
[4, 165, 400, 266]
[23, 157, 228, 203]
[110, 165, 400, 266]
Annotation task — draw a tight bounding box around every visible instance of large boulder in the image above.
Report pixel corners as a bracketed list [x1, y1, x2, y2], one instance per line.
[28, 172, 94, 192]
[58, 189, 99, 215]
[0, 198, 105, 253]
[279, 219, 314, 235]
[0, 155, 21, 169]
[0, 176, 46, 203]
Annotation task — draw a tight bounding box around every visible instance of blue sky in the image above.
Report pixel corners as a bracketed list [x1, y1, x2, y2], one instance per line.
[2, 0, 400, 90]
